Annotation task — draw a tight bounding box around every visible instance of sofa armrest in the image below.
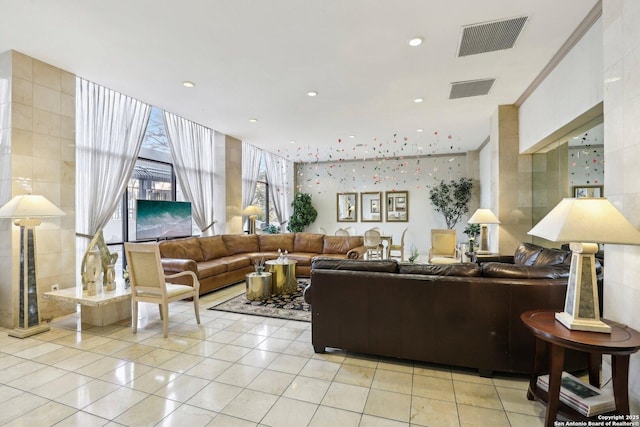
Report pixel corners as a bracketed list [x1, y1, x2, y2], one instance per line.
[161, 258, 198, 274]
[347, 245, 367, 259]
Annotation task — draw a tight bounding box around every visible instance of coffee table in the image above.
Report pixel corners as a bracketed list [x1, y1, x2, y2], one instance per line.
[43, 281, 131, 327]
[246, 272, 272, 300]
[265, 259, 297, 295]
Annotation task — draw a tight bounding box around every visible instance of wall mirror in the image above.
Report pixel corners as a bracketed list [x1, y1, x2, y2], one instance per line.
[531, 114, 603, 245]
[361, 192, 382, 222]
[385, 191, 408, 222]
[337, 192, 357, 222]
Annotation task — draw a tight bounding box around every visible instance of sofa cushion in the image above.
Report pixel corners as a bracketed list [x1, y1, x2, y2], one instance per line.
[222, 234, 260, 255]
[322, 236, 363, 254]
[294, 233, 324, 253]
[222, 254, 252, 271]
[259, 234, 295, 253]
[513, 242, 544, 266]
[159, 237, 205, 262]
[199, 235, 230, 260]
[398, 263, 482, 277]
[312, 257, 398, 273]
[197, 259, 228, 278]
[288, 254, 314, 266]
[534, 247, 571, 266]
[482, 262, 569, 279]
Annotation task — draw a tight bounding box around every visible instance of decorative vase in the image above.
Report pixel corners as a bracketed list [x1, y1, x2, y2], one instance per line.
[84, 249, 101, 292]
[105, 263, 116, 291]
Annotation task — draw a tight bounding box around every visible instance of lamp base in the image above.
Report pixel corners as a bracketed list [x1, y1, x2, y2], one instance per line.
[555, 311, 611, 333]
[8, 324, 50, 339]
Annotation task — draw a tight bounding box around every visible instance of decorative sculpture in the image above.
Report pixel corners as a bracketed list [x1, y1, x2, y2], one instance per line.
[81, 229, 118, 289]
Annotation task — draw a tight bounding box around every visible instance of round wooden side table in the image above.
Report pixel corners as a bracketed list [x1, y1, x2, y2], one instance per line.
[521, 310, 640, 427]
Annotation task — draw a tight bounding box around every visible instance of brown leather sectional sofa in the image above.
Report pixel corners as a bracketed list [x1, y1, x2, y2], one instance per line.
[304, 243, 593, 377]
[158, 233, 365, 295]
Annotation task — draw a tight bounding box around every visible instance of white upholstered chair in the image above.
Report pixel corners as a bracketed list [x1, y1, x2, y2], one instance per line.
[124, 242, 201, 338]
[428, 229, 459, 264]
[335, 228, 349, 236]
[364, 229, 383, 260]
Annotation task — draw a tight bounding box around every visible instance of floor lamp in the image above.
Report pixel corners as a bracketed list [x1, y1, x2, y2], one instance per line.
[468, 208, 500, 254]
[243, 205, 263, 234]
[0, 194, 65, 338]
[528, 197, 640, 333]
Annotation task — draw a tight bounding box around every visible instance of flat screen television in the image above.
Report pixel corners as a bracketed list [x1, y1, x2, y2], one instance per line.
[136, 199, 192, 240]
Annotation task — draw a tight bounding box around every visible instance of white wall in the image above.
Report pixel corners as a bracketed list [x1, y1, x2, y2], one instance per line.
[519, 19, 604, 153]
[296, 154, 469, 259]
[602, 0, 640, 413]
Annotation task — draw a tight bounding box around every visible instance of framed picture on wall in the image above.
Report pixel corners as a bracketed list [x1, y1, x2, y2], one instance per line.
[337, 193, 357, 222]
[573, 185, 603, 198]
[385, 191, 408, 222]
[361, 192, 382, 222]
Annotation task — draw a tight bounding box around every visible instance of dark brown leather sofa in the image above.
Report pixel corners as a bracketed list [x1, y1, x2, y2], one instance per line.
[158, 233, 366, 295]
[303, 243, 592, 377]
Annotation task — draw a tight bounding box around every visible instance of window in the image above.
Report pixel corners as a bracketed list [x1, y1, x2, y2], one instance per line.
[250, 156, 280, 232]
[103, 107, 178, 276]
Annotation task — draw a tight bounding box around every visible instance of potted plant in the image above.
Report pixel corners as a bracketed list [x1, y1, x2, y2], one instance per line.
[463, 223, 481, 253]
[263, 224, 281, 234]
[287, 193, 318, 232]
[428, 177, 473, 229]
[408, 245, 419, 263]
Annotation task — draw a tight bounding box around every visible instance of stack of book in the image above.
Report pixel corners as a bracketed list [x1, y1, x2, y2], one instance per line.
[536, 371, 615, 417]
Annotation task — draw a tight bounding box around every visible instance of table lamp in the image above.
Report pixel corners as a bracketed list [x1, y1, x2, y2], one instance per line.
[528, 197, 640, 333]
[242, 205, 263, 234]
[468, 208, 500, 254]
[0, 194, 66, 338]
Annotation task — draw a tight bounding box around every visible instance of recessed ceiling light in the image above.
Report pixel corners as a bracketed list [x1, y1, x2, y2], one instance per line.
[249, 118, 258, 123]
[414, 98, 424, 103]
[417, 129, 424, 132]
[290, 140, 296, 144]
[349, 135, 355, 139]
[183, 81, 195, 88]
[409, 37, 424, 47]
[307, 91, 318, 97]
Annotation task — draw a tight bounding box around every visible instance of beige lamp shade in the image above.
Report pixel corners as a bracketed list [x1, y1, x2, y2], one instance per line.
[528, 197, 640, 334]
[468, 208, 500, 224]
[528, 197, 640, 245]
[0, 194, 66, 218]
[242, 205, 263, 216]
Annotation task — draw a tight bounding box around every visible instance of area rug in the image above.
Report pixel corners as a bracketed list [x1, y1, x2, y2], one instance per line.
[209, 279, 311, 322]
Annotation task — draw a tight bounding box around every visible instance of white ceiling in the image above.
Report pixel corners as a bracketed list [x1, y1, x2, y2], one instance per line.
[0, 0, 599, 161]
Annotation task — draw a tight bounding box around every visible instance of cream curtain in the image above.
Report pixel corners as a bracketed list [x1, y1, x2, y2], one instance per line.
[242, 143, 261, 210]
[163, 112, 217, 236]
[76, 78, 151, 238]
[264, 151, 294, 228]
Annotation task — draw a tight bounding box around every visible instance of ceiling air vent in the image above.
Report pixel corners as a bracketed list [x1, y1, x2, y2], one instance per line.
[449, 79, 495, 99]
[458, 16, 528, 57]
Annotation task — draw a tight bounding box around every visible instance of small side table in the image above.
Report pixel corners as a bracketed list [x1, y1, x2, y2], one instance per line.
[521, 310, 640, 427]
[245, 272, 272, 300]
[265, 260, 298, 295]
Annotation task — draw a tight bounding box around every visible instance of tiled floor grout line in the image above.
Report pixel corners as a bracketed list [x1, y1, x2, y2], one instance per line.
[0, 288, 549, 426]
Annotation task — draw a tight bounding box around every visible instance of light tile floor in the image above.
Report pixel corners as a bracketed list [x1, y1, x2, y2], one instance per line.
[0, 283, 549, 426]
